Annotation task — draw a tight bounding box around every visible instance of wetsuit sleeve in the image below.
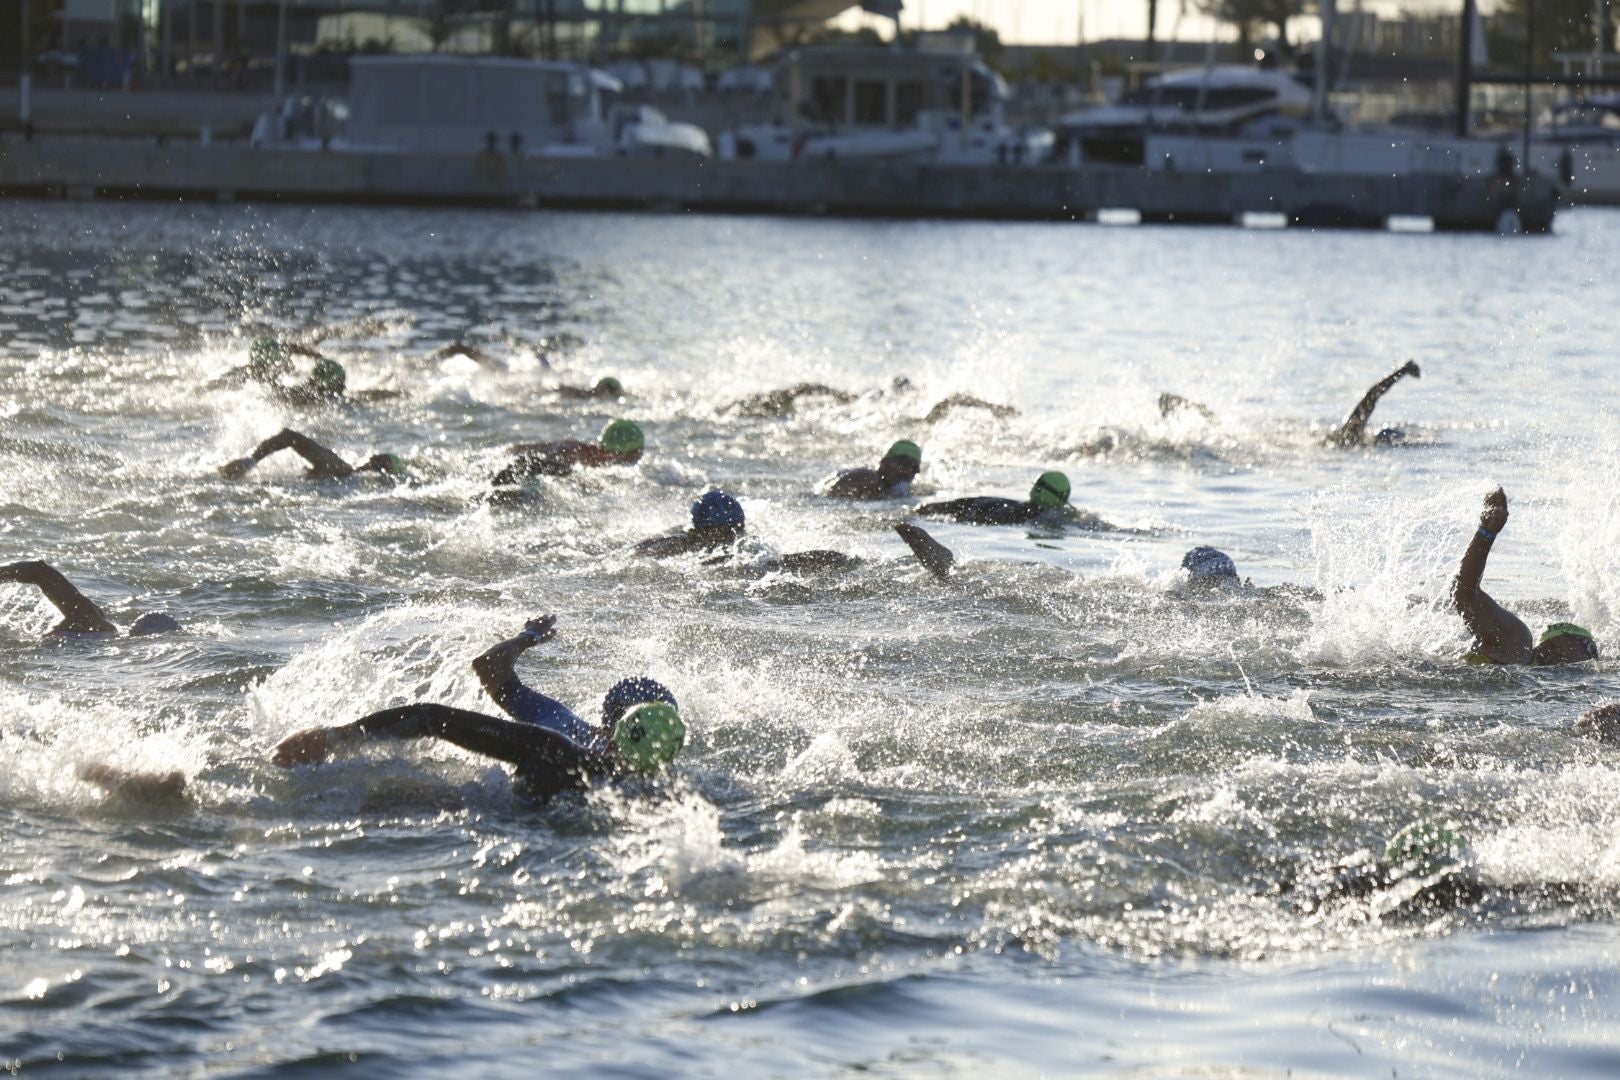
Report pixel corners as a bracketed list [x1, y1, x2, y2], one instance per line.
[472, 632, 600, 745]
[826, 468, 882, 499]
[337, 704, 596, 787]
[249, 429, 355, 478]
[0, 560, 117, 634]
[1450, 526, 1533, 664]
[915, 497, 974, 520]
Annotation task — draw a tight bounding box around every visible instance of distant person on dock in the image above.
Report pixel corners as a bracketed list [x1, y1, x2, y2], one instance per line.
[271, 615, 685, 802]
[823, 440, 922, 500]
[915, 471, 1083, 527]
[1158, 360, 1422, 446]
[493, 419, 645, 489]
[724, 383, 856, 417]
[635, 490, 859, 573]
[0, 560, 181, 637]
[1450, 487, 1598, 666]
[219, 428, 408, 481]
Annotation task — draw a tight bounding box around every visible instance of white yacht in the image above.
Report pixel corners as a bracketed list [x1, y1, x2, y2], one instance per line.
[1532, 94, 1620, 203]
[724, 47, 1052, 166]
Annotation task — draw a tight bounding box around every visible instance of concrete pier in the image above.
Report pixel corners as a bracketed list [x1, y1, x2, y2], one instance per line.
[0, 138, 1559, 233]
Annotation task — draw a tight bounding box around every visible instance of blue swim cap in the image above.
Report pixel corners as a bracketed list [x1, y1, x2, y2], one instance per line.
[602, 676, 678, 727]
[1182, 546, 1238, 580]
[691, 490, 745, 530]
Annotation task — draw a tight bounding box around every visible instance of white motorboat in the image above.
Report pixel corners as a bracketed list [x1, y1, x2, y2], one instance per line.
[724, 46, 1052, 166]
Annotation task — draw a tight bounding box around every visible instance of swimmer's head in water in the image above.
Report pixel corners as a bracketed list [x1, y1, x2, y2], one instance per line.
[129, 612, 182, 636]
[690, 490, 745, 530]
[595, 377, 624, 396]
[1384, 821, 1465, 877]
[879, 439, 923, 481]
[1029, 471, 1071, 510]
[310, 358, 347, 394]
[1533, 622, 1599, 665]
[612, 701, 685, 772]
[602, 677, 677, 727]
[1373, 427, 1407, 446]
[248, 336, 286, 376]
[1181, 546, 1238, 582]
[362, 452, 407, 476]
[599, 419, 644, 455]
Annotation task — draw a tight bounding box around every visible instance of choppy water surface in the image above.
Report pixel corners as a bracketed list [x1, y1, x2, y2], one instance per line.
[3, 201, 1620, 1076]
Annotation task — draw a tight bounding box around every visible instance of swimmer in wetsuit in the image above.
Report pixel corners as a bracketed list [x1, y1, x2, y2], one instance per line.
[635, 491, 860, 572]
[0, 560, 181, 637]
[1450, 487, 1598, 666]
[555, 376, 626, 401]
[923, 394, 1019, 424]
[494, 419, 645, 487]
[220, 429, 407, 481]
[271, 616, 684, 801]
[217, 337, 400, 404]
[915, 470, 1075, 527]
[823, 440, 922, 501]
[1158, 361, 1422, 446]
[724, 383, 856, 418]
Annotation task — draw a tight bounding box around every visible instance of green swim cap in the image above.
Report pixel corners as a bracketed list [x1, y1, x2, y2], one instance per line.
[1029, 470, 1071, 509]
[380, 452, 406, 476]
[1541, 622, 1594, 645]
[311, 358, 346, 393]
[600, 419, 644, 455]
[595, 377, 624, 395]
[1383, 821, 1465, 876]
[612, 701, 685, 773]
[884, 439, 922, 464]
[248, 335, 285, 374]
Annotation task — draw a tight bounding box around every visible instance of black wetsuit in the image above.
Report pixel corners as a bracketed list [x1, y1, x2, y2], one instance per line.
[336, 704, 616, 802]
[915, 497, 1044, 526]
[825, 467, 908, 501]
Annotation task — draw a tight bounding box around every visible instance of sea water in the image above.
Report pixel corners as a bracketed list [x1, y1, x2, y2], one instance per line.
[2, 201, 1619, 1076]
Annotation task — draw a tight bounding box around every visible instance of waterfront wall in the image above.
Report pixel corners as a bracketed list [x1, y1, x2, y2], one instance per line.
[0, 138, 1558, 233]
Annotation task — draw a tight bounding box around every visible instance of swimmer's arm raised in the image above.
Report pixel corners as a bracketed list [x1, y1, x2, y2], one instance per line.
[222, 429, 354, 479]
[1329, 360, 1420, 446]
[1450, 487, 1533, 662]
[472, 616, 557, 705]
[0, 560, 117, 634]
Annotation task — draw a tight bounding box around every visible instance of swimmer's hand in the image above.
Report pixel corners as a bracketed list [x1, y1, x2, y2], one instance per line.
[521, 614, 558, 646]
[273, 727, 333, 767]
[220, 457, 256, 480]
[1480, 487, 1508, 536]
[1401, 360, 1421, 378]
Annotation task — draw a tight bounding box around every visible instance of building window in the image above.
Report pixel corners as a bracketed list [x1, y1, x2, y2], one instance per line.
[853, 79, 887, 126]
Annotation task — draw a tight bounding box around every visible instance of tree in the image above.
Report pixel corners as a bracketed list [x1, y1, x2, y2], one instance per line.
[944, 15, 1004, 70]
[1490, 0, 1615, 71]
[1195, 0, 1307, 54]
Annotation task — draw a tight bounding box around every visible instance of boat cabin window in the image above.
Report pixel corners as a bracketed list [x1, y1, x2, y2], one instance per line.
[809, 76, 847, 124]
[544, 71, 572, 126]
[895, 80, 924, 126]
[854, 79, 887, 126]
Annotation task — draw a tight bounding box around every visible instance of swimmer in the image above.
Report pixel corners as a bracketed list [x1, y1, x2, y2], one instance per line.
[635, 491, 859, 572]
[923, 394, 1019, 424]
[1327, 360, 1421, 446]
[1157, 393, 1217, 422]
[271, 615, 684, 802]
[495, 419, 645, 484]
[555, 376, 626, 401]
[220, 428, 407, 481]
[1156, 360, 1421, 446]
[823, 440, 922, 500]
[915, 470, 1075, 527]
[1291, 821, 1485, 915]
[1576, 702, 1620, 743]
[77, 763, 190, 808]
[1450, 487, 1598, 666]
[724, 383, 856, 418]
[217, 337, 398, 404]
[425, 340, 502, 368]
[0, 560, 181, 636]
